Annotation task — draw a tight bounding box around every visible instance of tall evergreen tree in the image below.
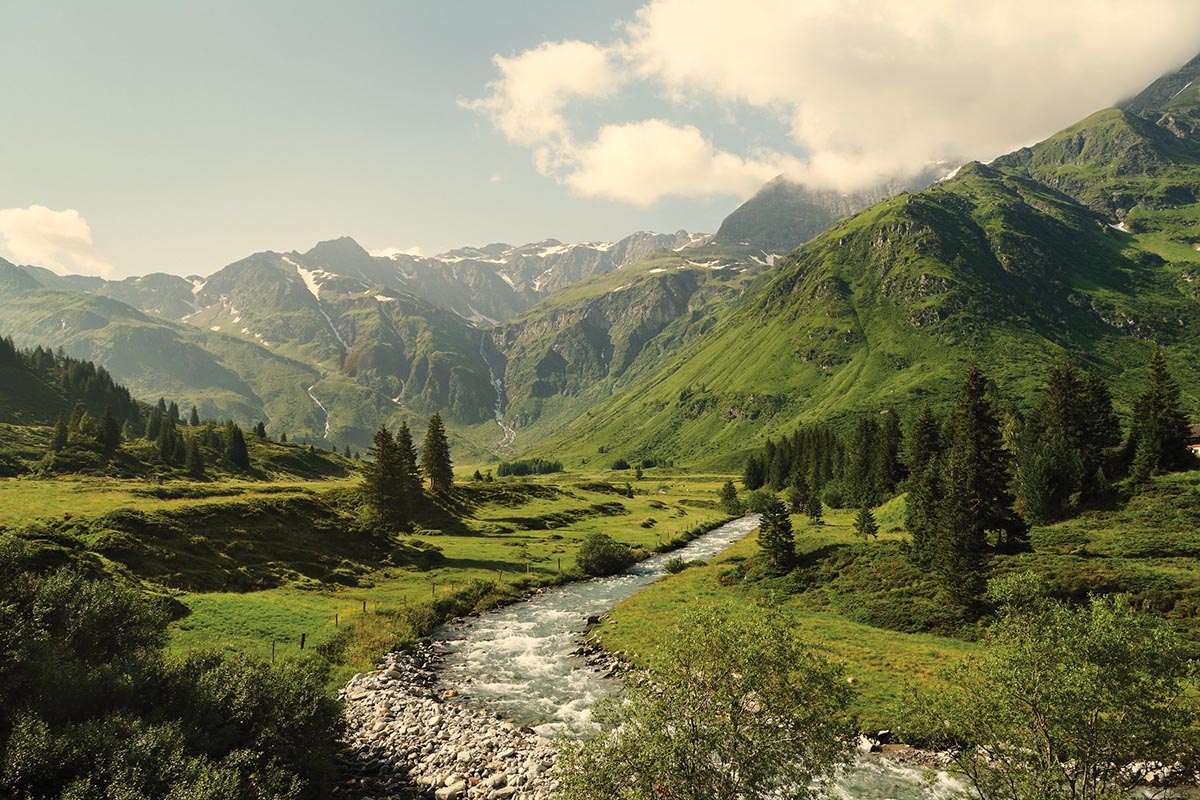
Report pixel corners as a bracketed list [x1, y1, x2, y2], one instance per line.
[757, 497, 795, 574]
[362, 425, 405, 526]
[420, 413, 453, 495]
[50, 414, 68, 452]
[224, 422, 250, 470]
[395, 422, 423, 504]
[97, 404, 121, 452]
[188, 405, 201, 426]
[184, 435, 205, 478]
[742, 455, 765, 490]
[843, 417, 878, 507]
[1128, 348, 1190, 481]
[904, 403, 943, 567]
[145, 406, 163, 441]
[872, 410, 904, 499]
[854, 505, 879, 540]
[157, 414, 178, 464]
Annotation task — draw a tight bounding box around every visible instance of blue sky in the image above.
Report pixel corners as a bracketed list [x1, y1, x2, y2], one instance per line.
[3, 1, 1199, 278]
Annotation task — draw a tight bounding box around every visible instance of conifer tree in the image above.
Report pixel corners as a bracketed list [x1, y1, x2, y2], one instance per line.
[253, 421, 267, 438]
[1128, 348, 1190, 481]
[757, 497, 795, 574]
[50, 414, 68, 452]
[844, 417, 878, 507]
[224, 422, 250, 470]
[854, 505, 879, 540]
[97, 404, 121, 452]
[420, 413, 453, 495]
[718, 480, 741, 514]
[904, 403, 943, 567]
[188, 405, 201, 426]
[145, 406, 163, 441]
[157, 414, 177, 464]
[184, 436, 205, 478]
[167, 400, 180, 424]
[362, 425, 405, 526]
[804, 492, 823, 525]
[742, 455, 765, 491]
[395, 422, 423, 504]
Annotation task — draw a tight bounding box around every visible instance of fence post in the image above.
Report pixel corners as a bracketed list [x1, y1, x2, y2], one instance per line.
[362, 599, 367, 614]
[300, 633, 306, 650]
[558, 557, 561, 573]
[335, 613, 339, 627]
[271, 640, 276, 663]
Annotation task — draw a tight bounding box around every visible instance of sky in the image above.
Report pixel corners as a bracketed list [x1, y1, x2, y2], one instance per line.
[3, 1, 1200, 279]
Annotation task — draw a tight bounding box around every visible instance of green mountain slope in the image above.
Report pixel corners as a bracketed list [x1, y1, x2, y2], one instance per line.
[493, 244, 770, 448]
[539, 76, 1200, 468]
[714, 166, 951, 255]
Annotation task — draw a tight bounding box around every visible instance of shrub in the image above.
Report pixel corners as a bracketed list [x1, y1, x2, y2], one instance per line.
[576, 533, 636, 576]
[610, 458, 631, 471]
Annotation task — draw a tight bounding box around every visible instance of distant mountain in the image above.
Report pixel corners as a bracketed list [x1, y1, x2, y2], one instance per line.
[538, 60, 1200, 468]
[714, 166, 953, 256]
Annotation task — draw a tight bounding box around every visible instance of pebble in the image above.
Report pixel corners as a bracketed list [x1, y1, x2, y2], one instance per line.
[339, 645, 560, 799]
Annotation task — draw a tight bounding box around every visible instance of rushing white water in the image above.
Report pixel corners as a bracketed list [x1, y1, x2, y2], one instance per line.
[430, 514, 966, 798]
[478, 333, 516, 449]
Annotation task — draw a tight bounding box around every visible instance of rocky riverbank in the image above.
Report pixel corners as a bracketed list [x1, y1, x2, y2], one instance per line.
[339, 646, 560, 800]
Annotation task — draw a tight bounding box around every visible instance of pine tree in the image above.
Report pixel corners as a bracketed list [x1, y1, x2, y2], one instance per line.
[420, 413, 453, 495]
[757, 497, 795, 574]
[742, 455, 765, 491]
[844, 417, 878, 507]
[49, 414, 68, 452]
[904, 403, 943, 567]
[254, 421, 267, 438]
[224, 422, 250, 470]
[873, 410, 904, 498]
[97, 404, 121, 452]
[184, 436, 205, 478]
[363, 425, 405, 526]
[279, 431, 287, 443]
[1128, 348, 1190, 481]
[395, 422, 423, 505]
[167, 400, 180, 424]
[188, 405, 201, 426]
[854, 506, 879, 540]
[157, 414, 177, 464]
[145, 406, 163, 441]
[718, 480, 740, 514]
[804, 493, 823, 525]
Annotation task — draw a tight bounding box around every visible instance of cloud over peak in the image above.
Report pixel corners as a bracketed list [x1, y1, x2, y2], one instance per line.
[465, 0, 1200, 204]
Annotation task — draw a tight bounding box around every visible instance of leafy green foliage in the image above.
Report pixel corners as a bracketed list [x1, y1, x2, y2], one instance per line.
[555, 606, 853, 800]
[0, 539, 341, 799]
[912, 574, 1200, 800]
[575, 532, 636, 577]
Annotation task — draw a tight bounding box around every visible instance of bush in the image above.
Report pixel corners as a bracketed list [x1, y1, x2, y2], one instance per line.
[610, 458, 631, 471]
[663, 557, 688, 574]
[0, 538, 342, 799]
[556, 606, 853, 799]
[576, 532, 636, 576]
[744, 488, 778, 513]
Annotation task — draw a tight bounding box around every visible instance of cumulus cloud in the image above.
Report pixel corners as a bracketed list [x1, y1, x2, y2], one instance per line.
[465, 0, 1200, 200]
[0, 205, 113, 277]
[460, 39, 619, 175]
[369, 245, 425, 258]
[566, 120, 803, 206]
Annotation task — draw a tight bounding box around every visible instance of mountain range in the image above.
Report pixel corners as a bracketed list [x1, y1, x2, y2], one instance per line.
[3, 56, 1200, 464]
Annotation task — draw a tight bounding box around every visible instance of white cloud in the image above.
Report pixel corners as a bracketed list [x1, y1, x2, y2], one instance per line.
[0, 205, 113, 277]
[466, 0, 1200, 200]
[370, 245, 424, 258]
[460, 39, 618, 164]
[566, 120, 802, 206]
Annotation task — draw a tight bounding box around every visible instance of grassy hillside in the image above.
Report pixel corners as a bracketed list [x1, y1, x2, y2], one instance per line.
[537, 104, 1200, 469]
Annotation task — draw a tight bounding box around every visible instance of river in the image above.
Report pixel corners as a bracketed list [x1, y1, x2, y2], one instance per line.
[430, 515, 965, 799]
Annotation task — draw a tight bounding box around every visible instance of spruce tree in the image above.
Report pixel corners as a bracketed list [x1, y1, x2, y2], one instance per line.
[420, 413, 453, 495]
[254, 421, 267, 438]
[844, 417, 877, 507]
[904, 403, 943, 567]
[224, 422, 250, 470]
[804, 493, 823, 525]
[50, 414, 68, 452]
[188, 405, 201, 426]
[157, 414, 177, 464]
[742, 455, 765, 491]
[854, 505, 879, 540]
[145, 406, 163, 441]
[97, 404, 121, 452]
[757, 497, 795, 574]
[718, 480, 740, 514]
[395, 422, 423, 505]
[363, 425, 405, 526]
[872, 410, 904, 500]
[1128, 348, 1189, 481]
[184, 436, 205, 478]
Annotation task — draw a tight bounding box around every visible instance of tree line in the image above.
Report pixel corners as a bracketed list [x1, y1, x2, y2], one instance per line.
[0, 337, 140, 425]
[744, 351, 1194, 603]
